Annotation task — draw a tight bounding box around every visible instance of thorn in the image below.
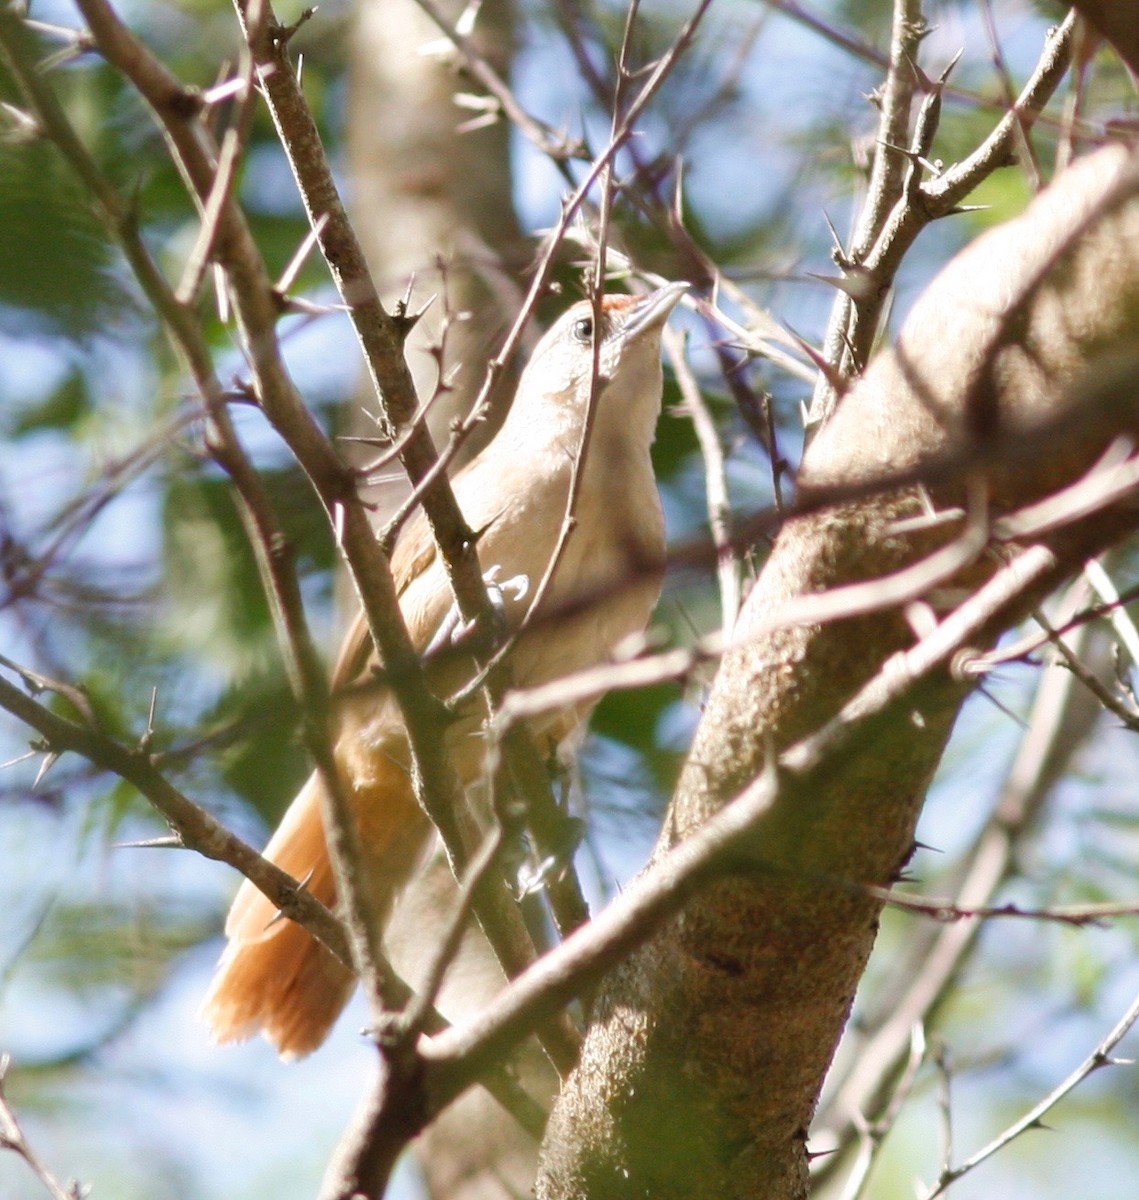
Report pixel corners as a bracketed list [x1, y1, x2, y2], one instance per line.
[213, 263, 230, 324]
[453, 92, 500, 115]
[888, 505, 966, 535]
[454, 0, 483, 38]
[905, 53, 935, 94]
[114, 836, 186, 850]
[202, 75, 248, 106]
[821, 210, 852, 268]
[806, 267, 877, 303]
[976, 682, 1029, 728]
[941, 204, 990, 217]
[276, 212, 328, 296]
[276, 295, 346, 317]
[250, 60, 275, 98]
[140, 686, 159, 752]
[0, 749, 38, 772]
[227, 375, 257, 404]
[0, 101, 42, 142]
[333, 502, 346, 549]
[32, 751, 59, 790]
[627, 58, 659, 82]
[392, 285, 435, 338]
[411, 292, 438, 327]
[338, 433, 393, 448]
[786, 327, 848, 398]
[877, 136, 922, 163]
[456, 111, 500, 134]
[938, 47, 965, 86]
[671, 158, 686, 224]
[264, 868, 315, 930]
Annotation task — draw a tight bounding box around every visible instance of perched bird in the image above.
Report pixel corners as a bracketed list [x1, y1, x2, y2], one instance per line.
[201, 283, 686, 1058]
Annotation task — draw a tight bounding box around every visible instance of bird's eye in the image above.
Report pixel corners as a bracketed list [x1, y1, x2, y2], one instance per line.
[572, 316, 593, 343]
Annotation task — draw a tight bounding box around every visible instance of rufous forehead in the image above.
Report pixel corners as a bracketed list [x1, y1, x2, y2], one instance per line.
[599, 294, 639, 311]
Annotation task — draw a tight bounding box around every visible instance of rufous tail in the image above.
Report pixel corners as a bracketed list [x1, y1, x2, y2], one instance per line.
[199, 762, 430, 1059]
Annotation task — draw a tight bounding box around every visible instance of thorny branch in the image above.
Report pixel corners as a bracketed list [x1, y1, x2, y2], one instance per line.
[920, 983, 1139, 1198]
[0, 665, 352, 965]
[0, 1055, 83, 1200]
[807, 0, 927, 424]
[488, 427, 1139, 738]
[833, 1026, 927, 1200]
[812, 594, 1102, 1183]
[411, 0, 584, 166]
[807, 7, 1078, 430]
[0, 660, 544, 1139]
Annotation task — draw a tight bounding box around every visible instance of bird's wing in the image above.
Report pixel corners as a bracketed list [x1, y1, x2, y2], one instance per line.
[329, 508, 437, 691]
[330, 484, 508, 692]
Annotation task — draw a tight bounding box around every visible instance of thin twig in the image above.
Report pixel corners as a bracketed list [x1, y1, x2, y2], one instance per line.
[665, 325, 741, 633]
[399, 824, 506, 1038]
[0, 665, 351, 963]
[919, 984, 1139, 1198]
[411, 0, 583, 165]
[925, 11, 1077, 208]
[175, 38, 260, 304]
[1038, 612, 1139, 730]
[0, 1054, 83, 1200]
[812, 587, 1100, 1179]
[874, 888, 1139, 927]
[836, 1026, 927, 1200]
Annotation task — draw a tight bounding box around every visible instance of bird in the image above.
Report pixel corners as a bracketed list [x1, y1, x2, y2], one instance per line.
[200, 282, 686, 1058]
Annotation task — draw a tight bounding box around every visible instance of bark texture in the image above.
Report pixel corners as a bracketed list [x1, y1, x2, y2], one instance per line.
[537, 145, 1139, 1199]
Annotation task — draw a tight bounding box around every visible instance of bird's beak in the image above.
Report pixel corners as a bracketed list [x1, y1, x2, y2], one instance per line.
[622, 282, 688, 340]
